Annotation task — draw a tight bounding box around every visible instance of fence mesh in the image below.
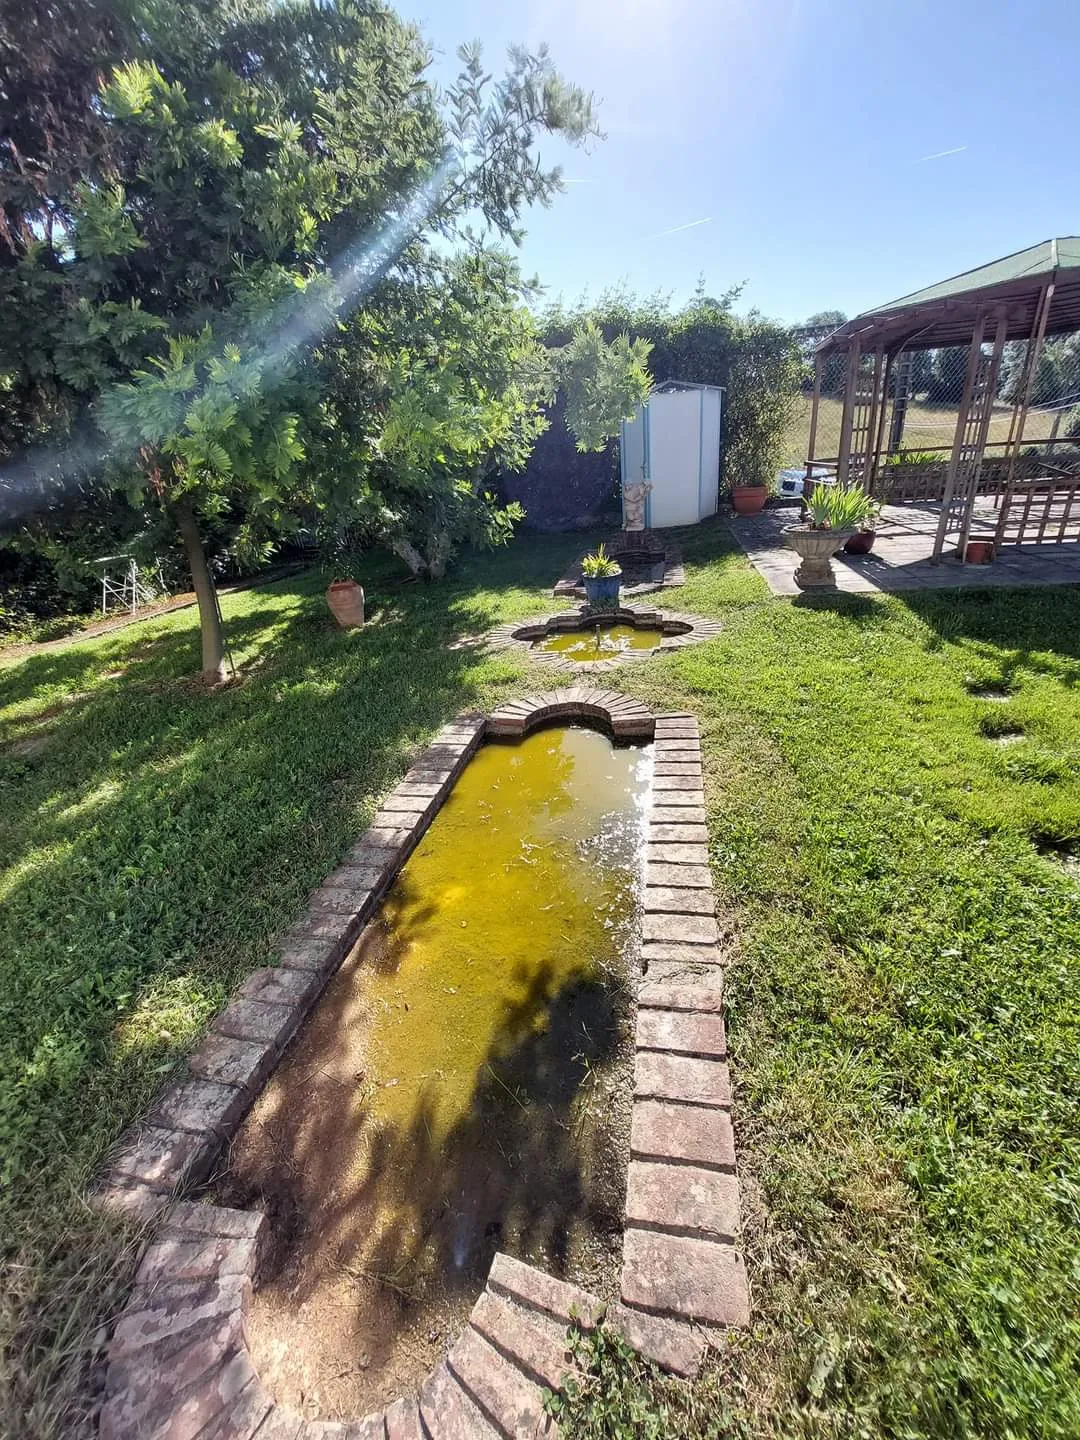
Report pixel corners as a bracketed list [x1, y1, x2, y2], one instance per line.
[785, 327, 1080, 476]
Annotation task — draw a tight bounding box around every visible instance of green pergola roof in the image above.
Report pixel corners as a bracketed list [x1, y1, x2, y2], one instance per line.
[818, 238, 1080, 354]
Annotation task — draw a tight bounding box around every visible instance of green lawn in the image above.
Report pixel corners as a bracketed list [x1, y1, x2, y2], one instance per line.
[2, 524, 1079, 1438]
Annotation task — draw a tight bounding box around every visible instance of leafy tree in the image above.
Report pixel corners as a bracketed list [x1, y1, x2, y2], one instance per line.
[541, 289, 803, 490]
[1, 0, 625, 679]
[553, 321, 652, 454]
[999, 334, 1080, 408]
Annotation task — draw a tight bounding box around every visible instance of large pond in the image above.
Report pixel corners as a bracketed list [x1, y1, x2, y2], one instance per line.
[220, 726, 652, 1419]
[534, 623, 667, 661]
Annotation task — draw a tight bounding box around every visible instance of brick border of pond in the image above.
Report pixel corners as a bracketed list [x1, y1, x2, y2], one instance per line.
[94, 696, 747, 1439]
[483, 606, 722, 675]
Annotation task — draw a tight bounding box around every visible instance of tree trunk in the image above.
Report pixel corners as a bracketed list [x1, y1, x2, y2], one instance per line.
[390, 536, 428, 578]
[173, 497, 228, 683]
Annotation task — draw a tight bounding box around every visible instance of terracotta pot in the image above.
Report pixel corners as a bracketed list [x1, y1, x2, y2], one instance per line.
[327, 579, 365, 628]
[964, 540, 995, 565]
[844, 529, 876, 555]
[731, 485, 767, 516]
[783, 525, 855, 590]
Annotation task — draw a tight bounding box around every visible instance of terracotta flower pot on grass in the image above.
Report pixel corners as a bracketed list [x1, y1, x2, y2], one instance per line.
[783, 526, 856, 589]
[731, 485, 767, 516]
[326, 579, 365, 628]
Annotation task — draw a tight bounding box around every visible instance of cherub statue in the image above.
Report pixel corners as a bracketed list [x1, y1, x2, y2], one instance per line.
[622, 480, 653, 531]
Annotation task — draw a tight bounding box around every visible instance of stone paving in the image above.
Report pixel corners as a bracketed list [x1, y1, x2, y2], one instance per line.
[95, 696, 746, 1439]
[553, 540, 685, 600]
[731, 502, 1080, 597]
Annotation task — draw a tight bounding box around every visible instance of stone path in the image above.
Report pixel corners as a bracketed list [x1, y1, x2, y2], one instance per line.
[731, 502, 1080, 596]
[553, 541, 685, 600]
[95, 696, 747, 1439]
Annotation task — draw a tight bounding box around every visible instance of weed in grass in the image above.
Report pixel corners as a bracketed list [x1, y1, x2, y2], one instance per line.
[545, 1325, 732, 1440]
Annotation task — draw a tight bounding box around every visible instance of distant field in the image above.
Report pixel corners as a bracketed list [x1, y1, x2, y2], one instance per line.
[780, 394, 1061, 469]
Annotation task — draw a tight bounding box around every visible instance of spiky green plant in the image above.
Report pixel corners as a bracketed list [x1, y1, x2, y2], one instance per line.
[804, 482, 879, 531]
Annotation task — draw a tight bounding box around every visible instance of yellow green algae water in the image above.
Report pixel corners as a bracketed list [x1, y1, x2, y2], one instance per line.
[534, 624, 666, 661]
[224, 727, 652, 1416]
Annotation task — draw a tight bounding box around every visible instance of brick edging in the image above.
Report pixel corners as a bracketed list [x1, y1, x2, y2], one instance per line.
[484, 606, 723, 675]
[94, 696, 748, 1439]
[621, 710, 751, 1328]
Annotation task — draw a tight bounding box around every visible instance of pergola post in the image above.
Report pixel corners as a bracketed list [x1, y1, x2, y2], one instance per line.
[932, 314, 987, 562]
[869, 350, 896, 496]
[836, 338, 862, 485]
[887, 349, 912, 454]
[805, 353, 822, 480]
[860, 344, 885, 491]
[1004, 280, 1055, 487]
[956, 310, 1009, 558]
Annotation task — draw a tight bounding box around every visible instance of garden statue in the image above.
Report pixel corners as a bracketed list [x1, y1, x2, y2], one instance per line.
[622, 480, 652, 531]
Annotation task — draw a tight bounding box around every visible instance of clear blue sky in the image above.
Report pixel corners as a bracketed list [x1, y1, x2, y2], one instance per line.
[401, 0, 1078, 323]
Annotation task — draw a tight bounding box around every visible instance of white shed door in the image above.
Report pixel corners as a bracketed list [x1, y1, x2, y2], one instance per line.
[646, 389, 708, 529]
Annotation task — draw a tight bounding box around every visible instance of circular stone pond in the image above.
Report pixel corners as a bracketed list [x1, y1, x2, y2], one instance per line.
[534, 622, 669, 662]
[485, 606, 722, 672]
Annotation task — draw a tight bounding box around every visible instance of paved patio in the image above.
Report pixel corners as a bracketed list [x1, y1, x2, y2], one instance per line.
[730, 502, 1080, 596]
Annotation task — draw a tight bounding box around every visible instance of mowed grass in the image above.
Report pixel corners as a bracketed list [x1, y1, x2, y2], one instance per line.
[0, 538, 579, 1436]
[2, 520, 1080, 1438]
[780, 393, 1061, 468]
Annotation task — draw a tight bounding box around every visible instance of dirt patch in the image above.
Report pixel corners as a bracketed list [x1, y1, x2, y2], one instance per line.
[216, 729, 647, 1421]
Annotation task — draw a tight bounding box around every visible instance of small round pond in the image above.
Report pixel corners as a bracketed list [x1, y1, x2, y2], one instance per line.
[534, 622, 667, 662]
[217, 725, 652, 1420]
[499, 606, 714, 671]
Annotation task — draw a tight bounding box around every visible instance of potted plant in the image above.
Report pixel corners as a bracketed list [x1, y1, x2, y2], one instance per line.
[320, 525, 366, 628]
[731, 478, 768, 516]
[580, 544, 622, 610]
[843, 496, 882, 554]
[784, 482, 877, 589]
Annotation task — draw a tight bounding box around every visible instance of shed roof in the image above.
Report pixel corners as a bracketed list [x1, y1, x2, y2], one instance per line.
[817, 238, 1080, 354]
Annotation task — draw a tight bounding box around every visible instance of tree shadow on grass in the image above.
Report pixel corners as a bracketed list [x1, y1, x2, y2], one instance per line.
[896, 585, 1080, 688]
[0, 537, 591, 1224]
[216, 949, 630, 1402]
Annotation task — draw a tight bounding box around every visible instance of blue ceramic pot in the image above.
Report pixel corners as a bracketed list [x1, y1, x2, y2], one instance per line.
[582, 572, 622, 609]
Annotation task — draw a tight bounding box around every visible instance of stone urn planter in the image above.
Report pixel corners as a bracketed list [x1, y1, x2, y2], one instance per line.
[783, 526, 856, 589]
[731, 484, 767, 516]
[326, 579, 365, 628]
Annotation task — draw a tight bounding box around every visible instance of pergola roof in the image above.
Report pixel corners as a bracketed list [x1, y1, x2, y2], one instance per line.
[817, 238, 1080, 355]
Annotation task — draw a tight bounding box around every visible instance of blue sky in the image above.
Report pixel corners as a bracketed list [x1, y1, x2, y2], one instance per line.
[401, 0, 1078, 323]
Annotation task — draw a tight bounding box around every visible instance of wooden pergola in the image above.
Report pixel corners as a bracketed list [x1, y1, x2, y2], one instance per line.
[807, 238, 1080, 561]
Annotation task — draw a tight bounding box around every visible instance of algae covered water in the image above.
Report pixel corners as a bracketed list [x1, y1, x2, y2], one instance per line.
[222, 726, 652, 1417]
[534, 623, 666, 661]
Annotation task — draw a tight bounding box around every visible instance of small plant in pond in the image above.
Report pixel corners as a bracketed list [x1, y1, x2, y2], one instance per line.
[581, 544, 622, 578]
